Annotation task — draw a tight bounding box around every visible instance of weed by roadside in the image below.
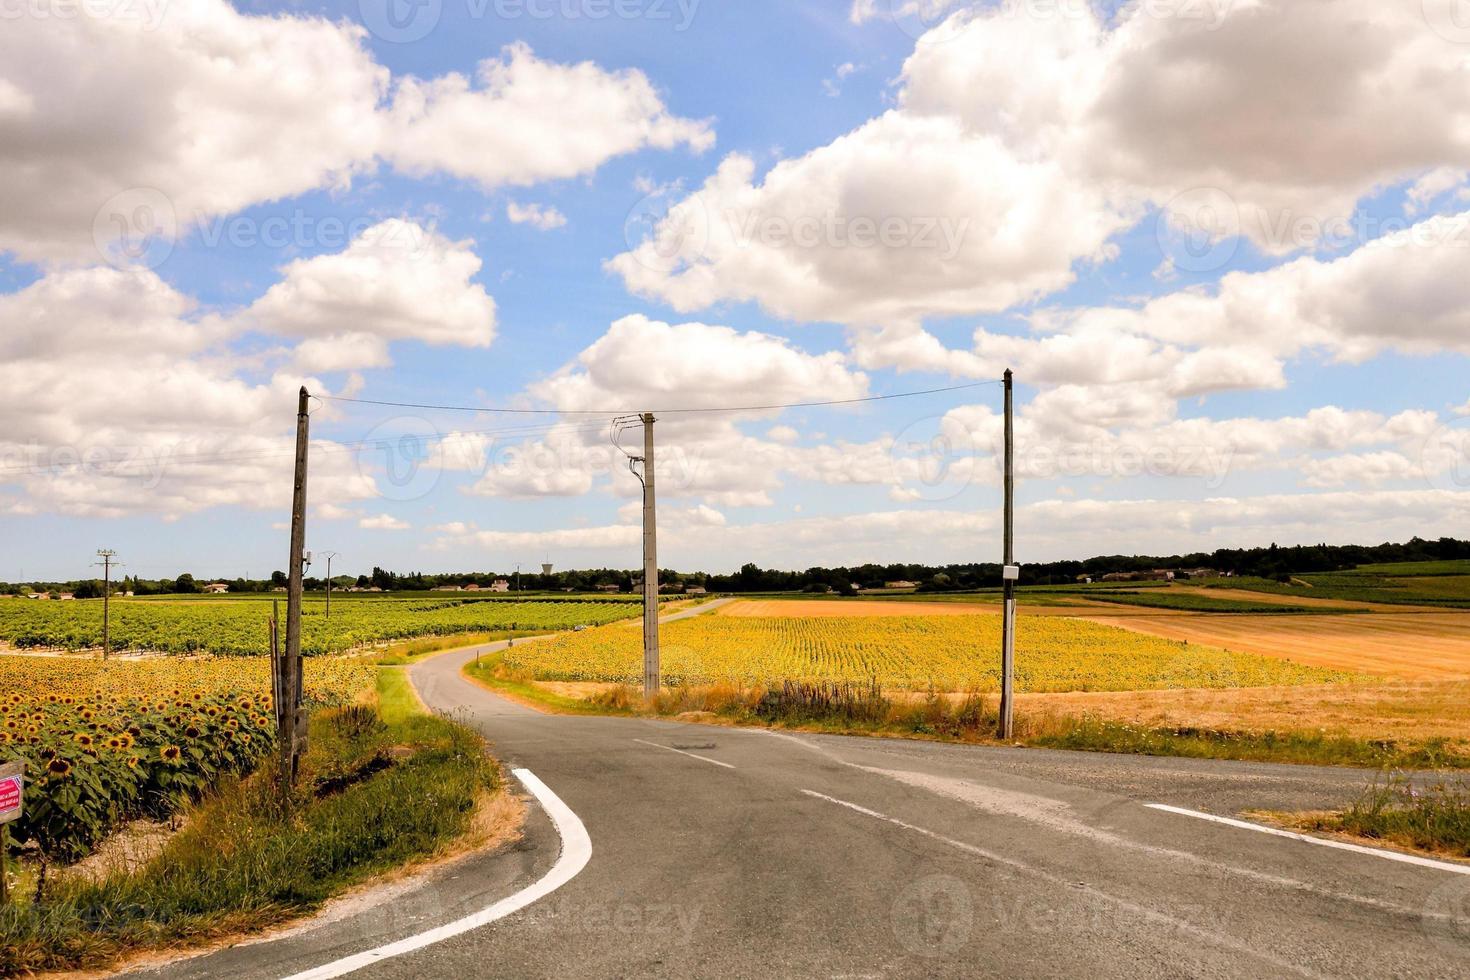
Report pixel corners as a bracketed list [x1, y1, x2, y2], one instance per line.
[1297, 777, 1470, 857]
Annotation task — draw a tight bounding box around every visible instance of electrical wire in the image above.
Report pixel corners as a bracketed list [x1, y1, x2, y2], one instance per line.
[0, 380, 1004, 477]
[317, 378, 1004, 417]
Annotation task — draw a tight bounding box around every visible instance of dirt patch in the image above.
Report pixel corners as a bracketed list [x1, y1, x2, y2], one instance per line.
[70, 818, 184, 881]
[539, 680, 621, 699]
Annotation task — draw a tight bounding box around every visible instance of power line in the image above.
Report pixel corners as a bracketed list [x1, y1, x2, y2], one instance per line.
[317, 378, 1005, 417]
[0, 381, 1004, 478]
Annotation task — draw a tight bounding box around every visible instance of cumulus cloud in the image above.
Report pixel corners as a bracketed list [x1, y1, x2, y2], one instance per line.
[0, 8, 711, 264]
[240, 219, 497, 361]
[384, 42, 712, 192]
[360, 513, 411, 530]
[614, 1, 1470, 327]
[506, 202, 568, 230]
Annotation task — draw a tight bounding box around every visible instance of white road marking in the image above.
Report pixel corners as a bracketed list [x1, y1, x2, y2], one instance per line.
[632, 737, 736, 769]
[280, 768, 592, 980]
[802, 789, 1326, 979]
[1146, 803, 1470, 876]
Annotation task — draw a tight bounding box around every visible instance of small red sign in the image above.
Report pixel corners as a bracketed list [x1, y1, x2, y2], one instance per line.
[0, 774, 21, 818]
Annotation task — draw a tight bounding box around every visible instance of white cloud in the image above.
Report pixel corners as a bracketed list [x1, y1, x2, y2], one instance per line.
[0, 1, 386, 264]
[613, 1, 1470, 327]
[240, 219, 497, 360]
[506, 201, 568, 230]
[0, 12, 711, 265]
[384, 43, 712, 192]
[360, 513, 410, 530]
[534, 314, 869, 418]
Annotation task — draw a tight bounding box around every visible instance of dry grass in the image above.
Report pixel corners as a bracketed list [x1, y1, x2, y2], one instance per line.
[1016, 680, 1470, 742]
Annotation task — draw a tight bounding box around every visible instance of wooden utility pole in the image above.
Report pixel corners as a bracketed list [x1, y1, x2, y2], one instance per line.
[279, 387, 310, 790]
[999, 370, 1017, 739]
[96, 550, 116, 659]
[641, 413, 660, 697]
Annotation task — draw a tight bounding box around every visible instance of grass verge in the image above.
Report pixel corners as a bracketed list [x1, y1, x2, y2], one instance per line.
[466, 659, 1470, 769]
[1025, 718, 1470, 769]
[0, 667, 498, 975]
[1263, 777, 1470, 861]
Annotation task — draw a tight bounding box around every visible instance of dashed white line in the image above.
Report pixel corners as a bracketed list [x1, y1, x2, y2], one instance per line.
[1145, 803, 1470, 876]
[281, 768, 592, 980]
[632, 737, 736, 769]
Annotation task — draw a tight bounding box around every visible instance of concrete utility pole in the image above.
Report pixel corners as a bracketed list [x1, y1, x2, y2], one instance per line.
[96, 549, 116, 659]
[999, 370, 1017, 740]
[280, 387, 311, 790]
[321, 551, 339, 623]
[641, 413, 660, 697]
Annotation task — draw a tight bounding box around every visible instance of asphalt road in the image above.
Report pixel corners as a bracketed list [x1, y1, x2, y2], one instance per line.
[138, 642, 1470, 979]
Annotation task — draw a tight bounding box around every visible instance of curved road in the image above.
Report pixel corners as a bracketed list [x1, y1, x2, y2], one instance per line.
[139, 641, 1470, 979]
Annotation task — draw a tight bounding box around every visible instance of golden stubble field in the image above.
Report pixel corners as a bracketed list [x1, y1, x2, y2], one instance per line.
[707, 597, 1470, 741]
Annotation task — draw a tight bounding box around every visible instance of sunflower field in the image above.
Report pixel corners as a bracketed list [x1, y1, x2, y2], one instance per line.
[505, 614, 1351, 692]
[0, 655, 375, 861]
[0, 597, 634, 656]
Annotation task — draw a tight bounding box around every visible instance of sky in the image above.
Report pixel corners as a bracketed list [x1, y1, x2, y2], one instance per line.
[3, 0, 1470, 582]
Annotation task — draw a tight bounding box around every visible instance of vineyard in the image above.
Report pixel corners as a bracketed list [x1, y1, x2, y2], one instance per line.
[0, 656, 375, 861]
[0, 597, 635, 656]
[504, 614, 1351, 692]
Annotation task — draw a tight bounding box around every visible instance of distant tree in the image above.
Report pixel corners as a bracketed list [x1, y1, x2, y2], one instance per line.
[73, 580, 104, 600]
[174, 573, 198, 594]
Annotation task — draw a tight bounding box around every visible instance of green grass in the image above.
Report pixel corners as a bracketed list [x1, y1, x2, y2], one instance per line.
[462, 653, 633, 715]
[370, 630, 553, 666]
[1343, 560, 1470, 577]
[1026, 719, 1470, 769]
[0, 677, 497, 975]
[1203, 573, 1470, 608]
[1296, 777, 1470, 858]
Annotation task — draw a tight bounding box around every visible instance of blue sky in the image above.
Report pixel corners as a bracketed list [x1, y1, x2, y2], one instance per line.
[3, 0, 1470, 582]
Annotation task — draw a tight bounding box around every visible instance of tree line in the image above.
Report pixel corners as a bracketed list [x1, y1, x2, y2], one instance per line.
[7, 536, 1469, 597]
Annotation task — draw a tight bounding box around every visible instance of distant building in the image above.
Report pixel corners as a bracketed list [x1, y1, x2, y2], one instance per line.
[685, 586, 708, 595]
[884, 580, 918, 590]
[431, 585, 463, 592]
[57, 593, 75, 601]
[490, 579, 511, 593]
[463, 583, 481, 592]
[202, 582, 230, 594]
[596, 583, 621, 593]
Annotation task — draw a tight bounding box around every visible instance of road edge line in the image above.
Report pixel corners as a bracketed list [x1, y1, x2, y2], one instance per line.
[1144, 803, 1470, 876]
[280, 768, 593, 980]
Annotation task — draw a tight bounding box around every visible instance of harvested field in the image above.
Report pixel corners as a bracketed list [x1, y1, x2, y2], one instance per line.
[1016, 680, 1470, 743]
[1082, 612, 1470, 679]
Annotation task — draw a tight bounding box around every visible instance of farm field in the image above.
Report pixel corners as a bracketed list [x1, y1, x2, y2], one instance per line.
[0, 654, 376, 861]
[717, 598, 1192, 618]
[1084, 612, 1470, 679]
[504, 613, 1348, 692]
[0, 596, 635, 656]
[1016, 680, 1470, 743]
